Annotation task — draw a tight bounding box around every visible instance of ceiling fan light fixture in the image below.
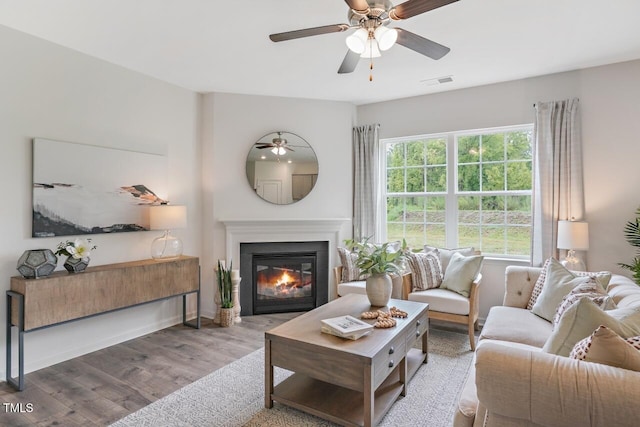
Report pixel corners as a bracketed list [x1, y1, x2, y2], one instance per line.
[345, 28, 368, 54]
[374, 26, 397, 51]
[271, 147, 286, 156]
[360, 40, 381, 58]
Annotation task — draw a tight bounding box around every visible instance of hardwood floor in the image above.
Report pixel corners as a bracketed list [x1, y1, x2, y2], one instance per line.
[0, 312, 298, 427]
[0, 313, 476, 427]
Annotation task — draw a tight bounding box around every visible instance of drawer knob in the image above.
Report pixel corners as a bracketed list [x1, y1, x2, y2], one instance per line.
[416, 331, 421, 338]
[388, 360, 394, 368]
[417, 320, 421, 326]
[389, 346, 395, 355]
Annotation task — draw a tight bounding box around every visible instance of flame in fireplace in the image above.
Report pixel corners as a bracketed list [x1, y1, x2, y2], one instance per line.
[256, 268, 312, 299]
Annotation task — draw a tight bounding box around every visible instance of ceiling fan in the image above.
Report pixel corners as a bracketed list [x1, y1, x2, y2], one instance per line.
[254, 132, 295, 155]
[269, 0, 458, 76]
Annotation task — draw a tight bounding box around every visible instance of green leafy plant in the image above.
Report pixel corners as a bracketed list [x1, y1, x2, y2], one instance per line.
[619, 207, 640, 285]
[345, 237, 408, 276]
[216, 260, 234, 308]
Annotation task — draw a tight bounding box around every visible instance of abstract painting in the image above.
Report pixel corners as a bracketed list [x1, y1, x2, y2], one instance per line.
[32, 138, 168, 237]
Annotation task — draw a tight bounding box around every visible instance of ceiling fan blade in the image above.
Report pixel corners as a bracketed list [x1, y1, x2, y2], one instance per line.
[270, 24, 350, 42]
[285, 146, 295, 152]
[338, 50, 360, 74]
[256, 146, 273, 149]
[395, 28, 450, 60]
[390, 0, 458, 20]
[344, 0, 370, 15]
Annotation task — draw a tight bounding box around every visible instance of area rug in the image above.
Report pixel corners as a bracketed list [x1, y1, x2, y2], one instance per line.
[111, 329, 473, 427]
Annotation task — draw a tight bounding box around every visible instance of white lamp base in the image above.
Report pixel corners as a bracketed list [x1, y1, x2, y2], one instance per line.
[561, 249, 586, 272]
[151, 230, 183, 260]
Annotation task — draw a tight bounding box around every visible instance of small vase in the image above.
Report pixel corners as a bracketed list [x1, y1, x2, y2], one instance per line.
[17, 249, 58, 278]
[64, 257, 90, 273]
[365, 273, 392, 307]
[219, 307, 234, 327]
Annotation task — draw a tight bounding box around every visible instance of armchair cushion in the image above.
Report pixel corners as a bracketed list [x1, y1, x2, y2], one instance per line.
[408, 288, 470, 315]
[441, 252, 484, 298]
[336, 247, 368, 282]
[424, 245, 475, 273]
[406, 249, 443, 291]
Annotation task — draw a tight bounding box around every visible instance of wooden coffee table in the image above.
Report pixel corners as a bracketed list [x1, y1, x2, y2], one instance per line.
[265, 294, 429, 427]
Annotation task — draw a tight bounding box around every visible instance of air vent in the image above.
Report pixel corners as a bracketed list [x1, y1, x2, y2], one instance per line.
[420, 75, 454, 86]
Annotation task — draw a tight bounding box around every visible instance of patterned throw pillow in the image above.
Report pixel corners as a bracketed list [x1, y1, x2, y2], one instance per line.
[406, 249, 443, 291]
[337, 247, 369, 282]
[552, 278, 617, 328]
[527, 258, 612, 310]
[570, 325, 640, 371]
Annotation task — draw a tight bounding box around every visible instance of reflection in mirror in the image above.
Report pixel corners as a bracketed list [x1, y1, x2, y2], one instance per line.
[246, 131, 319, 205]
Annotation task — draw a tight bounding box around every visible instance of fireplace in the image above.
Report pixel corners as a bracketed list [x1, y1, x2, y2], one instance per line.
[240, 241, 328, 315]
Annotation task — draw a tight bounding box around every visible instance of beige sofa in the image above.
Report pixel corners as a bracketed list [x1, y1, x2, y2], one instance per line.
[454, 265, 640, 427]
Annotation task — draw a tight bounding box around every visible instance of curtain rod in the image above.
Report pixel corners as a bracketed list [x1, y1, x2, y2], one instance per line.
[533, 98, 579, 108]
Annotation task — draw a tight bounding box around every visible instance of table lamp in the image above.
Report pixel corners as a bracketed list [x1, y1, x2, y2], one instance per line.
[557, 220, 589, 271]
[149, 204, 187, 260]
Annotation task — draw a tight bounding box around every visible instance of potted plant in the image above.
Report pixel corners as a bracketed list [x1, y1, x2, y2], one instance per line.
[345, 238, 407, 306]
[54, 238, 97, 273]
[619, 207, 640, 285]
[216, 260, 235, 326]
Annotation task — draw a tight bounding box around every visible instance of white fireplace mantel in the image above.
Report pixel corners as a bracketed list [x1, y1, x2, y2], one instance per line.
[220, 218, 351, 300]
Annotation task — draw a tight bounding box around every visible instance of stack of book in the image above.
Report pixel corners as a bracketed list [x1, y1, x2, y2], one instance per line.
[321, 315, 374, 340]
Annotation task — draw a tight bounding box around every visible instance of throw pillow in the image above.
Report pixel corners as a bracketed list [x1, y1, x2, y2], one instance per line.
[543, 297, 640, 356]
[552, 279, 617, 328]
[531, 258, 592, 322]
[570, 325, 640, 371]
[526, 258, 612, 310]
[440, 252, 483, 298]
[406, 249, 443, 291]
[337, 247, 369, 282]
[423, 245, 475, 275]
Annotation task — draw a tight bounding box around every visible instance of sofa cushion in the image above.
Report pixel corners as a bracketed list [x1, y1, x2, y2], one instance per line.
[452, 361, 477, 427]
[527, 257, 612, 309]
[408, 288, 470, 315]
[424, 245, 475, 274]
[440, 252, 484, 298]
[479, 306, 553, 348]
[406, 249, 442, 291]
[543, 297, 640, 356]
[570, 325, 640, 371]
[531, 259, 592, 322]
[552, 278, 616, 327]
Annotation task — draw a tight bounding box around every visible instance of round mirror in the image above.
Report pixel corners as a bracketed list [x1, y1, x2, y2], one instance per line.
[246, 131, 319, 205]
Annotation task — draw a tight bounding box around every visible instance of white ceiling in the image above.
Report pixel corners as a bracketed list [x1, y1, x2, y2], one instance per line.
[1, 0, 640, 105]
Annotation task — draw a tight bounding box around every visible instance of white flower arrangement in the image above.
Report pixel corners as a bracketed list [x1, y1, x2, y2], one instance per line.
[55, 238, 97, 261]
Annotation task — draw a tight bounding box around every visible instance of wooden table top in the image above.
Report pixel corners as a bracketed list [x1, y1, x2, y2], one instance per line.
[265, 294, 429, 360]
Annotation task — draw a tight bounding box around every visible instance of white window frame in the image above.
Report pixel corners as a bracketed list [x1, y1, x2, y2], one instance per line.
[379, 124, 533, 259]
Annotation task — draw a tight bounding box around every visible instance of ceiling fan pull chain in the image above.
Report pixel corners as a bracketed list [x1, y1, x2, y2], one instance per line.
[369, 59, 373, 81]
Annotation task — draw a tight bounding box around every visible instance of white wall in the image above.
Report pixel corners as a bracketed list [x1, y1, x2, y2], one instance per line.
[357, 59, 640, 319]
[0, 26, 201, 378]
[200, 92, 356, 317]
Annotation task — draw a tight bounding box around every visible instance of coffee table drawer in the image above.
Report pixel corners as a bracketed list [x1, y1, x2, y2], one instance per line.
[373, 332, 406, 388]
[407, 310, 429, 347]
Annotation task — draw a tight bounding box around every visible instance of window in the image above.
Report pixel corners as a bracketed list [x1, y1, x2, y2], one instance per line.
[382, 125, 533, 258]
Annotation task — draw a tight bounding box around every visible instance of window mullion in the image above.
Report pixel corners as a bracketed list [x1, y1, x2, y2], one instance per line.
[446, 134, 457, 247]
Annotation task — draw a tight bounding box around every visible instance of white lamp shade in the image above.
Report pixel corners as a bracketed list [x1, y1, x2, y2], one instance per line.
[149, 205, 187, 230]
[346, 28, 368, 54]
[360, 40, 381, 58]
[557, 220, 589, 250]
[374, 26, 397, 51]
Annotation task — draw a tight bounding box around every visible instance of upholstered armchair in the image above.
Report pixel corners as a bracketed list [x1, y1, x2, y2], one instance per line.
[333, 266, 407, 300]
[402, 273, 482, 350]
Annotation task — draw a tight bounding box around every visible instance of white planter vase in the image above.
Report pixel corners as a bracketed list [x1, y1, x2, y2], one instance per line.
[365, 273, 392, 307]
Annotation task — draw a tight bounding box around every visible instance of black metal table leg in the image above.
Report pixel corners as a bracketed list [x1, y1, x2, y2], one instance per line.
[6, 291, 25, 391]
